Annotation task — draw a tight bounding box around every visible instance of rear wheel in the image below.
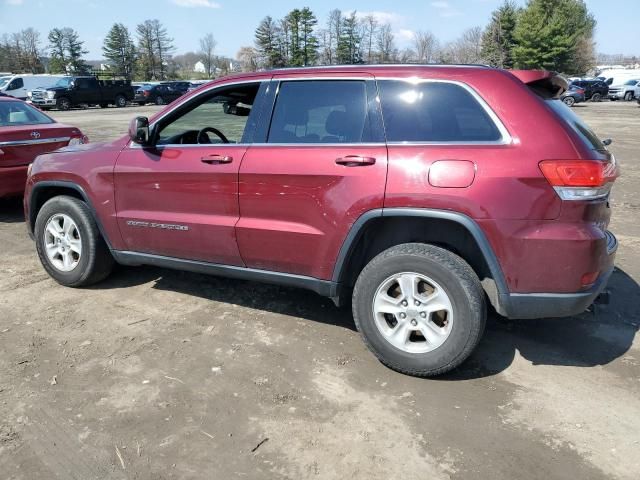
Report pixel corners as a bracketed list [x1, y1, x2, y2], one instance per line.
[155, 96, 164, 105]
[35, 196, 114, 287]
[56, 97, 71, 110]
[563, 96, 575, 107]
[115, 94, 127, 107]
[99, 103, 108, 108]
[137, 102, 145, 106]
[591, 93, 602, 102]
[624, 91, 634, 101]
[352, 243, 486, 377]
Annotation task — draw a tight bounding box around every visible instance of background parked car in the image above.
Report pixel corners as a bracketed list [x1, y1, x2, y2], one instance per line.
[608, 79, 640, 101]
[162, 81, 192, 95]
[0, 96, 86, 198]
[0, 74, 69, 101]
[30, 76, 134, 110]
[570, 79, 609, 101]
[561, 84, 586, 107]
[134, 84, 183, 105]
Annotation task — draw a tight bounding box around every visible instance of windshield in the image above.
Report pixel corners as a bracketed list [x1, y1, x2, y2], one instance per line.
[0, 77, 11, 90]
[54, 77, 73, 88]
[0, 100, 55, 126]
[547, 99, 604, 151]
[624, 79, 638, 86]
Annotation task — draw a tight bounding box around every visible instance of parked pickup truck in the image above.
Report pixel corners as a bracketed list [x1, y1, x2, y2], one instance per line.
[30, 76, 134, 110]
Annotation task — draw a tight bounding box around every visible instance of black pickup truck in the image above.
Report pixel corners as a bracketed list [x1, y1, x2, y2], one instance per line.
[30, 76, 135, 110]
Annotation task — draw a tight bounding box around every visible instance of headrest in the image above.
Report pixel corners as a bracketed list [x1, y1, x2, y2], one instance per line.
[325, 110, 349, 135]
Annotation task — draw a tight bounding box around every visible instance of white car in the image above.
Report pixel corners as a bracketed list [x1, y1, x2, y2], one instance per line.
[0, 74, 69, 101]
[608, 79, 640, 101]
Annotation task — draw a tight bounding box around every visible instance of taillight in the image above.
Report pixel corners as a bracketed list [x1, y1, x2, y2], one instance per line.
[539, 159, 618, 201]
[143, 90, 149, 97]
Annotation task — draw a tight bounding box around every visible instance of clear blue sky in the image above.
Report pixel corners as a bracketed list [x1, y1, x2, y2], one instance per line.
[1, 0, 638, 59]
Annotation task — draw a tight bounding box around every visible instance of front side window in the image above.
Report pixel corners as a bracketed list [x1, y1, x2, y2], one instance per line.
[0, 100, 55, 126]
[378, 80, 502, 143]
[8, 78, 24, 90]
[268, 80, 373, 144]
[156, 82, 261, 145]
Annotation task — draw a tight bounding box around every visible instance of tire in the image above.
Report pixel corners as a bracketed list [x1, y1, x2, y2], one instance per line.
[352, 243, 486, 377]
[34, 196, 114, 287]
[591, 93, 602, 102]
[115, 94, 127, 108]
[624, 91, 634, 101]
[155, 96, 164, 105]
[138, 102, 145, 106]
[56, 97, 71, 111]
[99, 103, 108, 108]
[562, 96, 575, 107]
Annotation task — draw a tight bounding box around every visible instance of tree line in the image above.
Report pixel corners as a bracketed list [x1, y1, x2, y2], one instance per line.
[0, 19, 227, 81]
[244, 0, 597, 74]
[0, 0, 624, 80]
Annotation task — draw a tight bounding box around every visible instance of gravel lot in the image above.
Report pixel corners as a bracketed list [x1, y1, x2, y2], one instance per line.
[1, 102, 639, 480]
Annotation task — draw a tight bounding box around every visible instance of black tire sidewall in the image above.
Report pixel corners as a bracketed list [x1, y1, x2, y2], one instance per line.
[156, 96, 164, 105]
[116, 95, 126, 107]
[353, 245, 485, 375]
[35, 197, 100, 286]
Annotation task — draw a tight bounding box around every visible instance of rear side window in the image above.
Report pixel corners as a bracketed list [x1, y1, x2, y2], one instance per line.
[268, 80, 373, 144]
[546, 99, 604, 151]
[378, 80, 502, 143]
[0, 100, 54, 126]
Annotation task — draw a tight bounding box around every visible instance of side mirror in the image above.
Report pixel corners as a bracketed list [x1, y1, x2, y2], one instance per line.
[129, 116, 150, 145]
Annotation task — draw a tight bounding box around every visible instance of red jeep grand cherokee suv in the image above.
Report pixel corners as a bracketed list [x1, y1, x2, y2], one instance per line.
[24, 66, 618, 377]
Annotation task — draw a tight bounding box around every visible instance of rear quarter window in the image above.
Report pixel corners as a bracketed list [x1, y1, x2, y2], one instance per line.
[378, 80, 502, 143]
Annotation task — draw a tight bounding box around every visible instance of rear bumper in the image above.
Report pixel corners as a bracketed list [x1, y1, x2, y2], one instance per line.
[496, 231, 617, 319]
[0, 165, 28, 198]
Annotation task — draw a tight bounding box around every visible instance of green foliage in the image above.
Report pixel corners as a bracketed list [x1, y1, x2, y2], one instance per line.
[47, 27, 88, 74]
[513, 0, 596, 73]
[286, 7, 318, 66]
[102, 23, 136, 78]
[481, 1, 519, 68]
[336, 11, 362, 64]
[255, 16, 285, 69]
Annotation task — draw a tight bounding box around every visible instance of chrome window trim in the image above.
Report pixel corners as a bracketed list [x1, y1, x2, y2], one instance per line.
[374, 77, 513, 146]
[0, 136, 70, 147]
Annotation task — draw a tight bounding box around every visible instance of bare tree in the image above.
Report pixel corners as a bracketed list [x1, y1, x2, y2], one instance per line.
[361, 14, 378, 63]
[376, 23, 395, 63]
[413, 30, 438, 64]
[441, 27, 483, 64]
[236, 46, 259, 72]
[199, 33, 217, 78]
[326, 9, 342, 65]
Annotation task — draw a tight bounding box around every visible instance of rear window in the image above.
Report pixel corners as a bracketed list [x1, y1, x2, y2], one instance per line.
[546, 99, 604, 151]
[0, 101, 54, 126]
[378, 80, 502, 143]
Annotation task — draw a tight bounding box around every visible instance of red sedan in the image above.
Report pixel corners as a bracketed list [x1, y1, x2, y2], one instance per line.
[0, 96, 87, 198]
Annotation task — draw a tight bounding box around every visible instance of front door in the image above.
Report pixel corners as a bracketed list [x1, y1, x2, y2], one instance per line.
[114, 81, 265, 265]
[237, 76, 388, 280]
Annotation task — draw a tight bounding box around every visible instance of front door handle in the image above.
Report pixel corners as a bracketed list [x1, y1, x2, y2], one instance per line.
[335, 155, 376, 167]
[201, 154, 233, 164]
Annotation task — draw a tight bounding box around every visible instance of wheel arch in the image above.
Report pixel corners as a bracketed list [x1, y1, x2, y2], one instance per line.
[29, 181, 114, 250]
[332, 208, 509, 311]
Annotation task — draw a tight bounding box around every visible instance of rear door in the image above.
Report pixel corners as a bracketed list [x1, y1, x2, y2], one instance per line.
[236, 74, 388, 280]
[114, 80, 266, 265]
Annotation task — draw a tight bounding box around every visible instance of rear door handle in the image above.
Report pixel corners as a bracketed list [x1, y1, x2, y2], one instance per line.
[201, 154, 233, 164]
[335, 155, 376, 167]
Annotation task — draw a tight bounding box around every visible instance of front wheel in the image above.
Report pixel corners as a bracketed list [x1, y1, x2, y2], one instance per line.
[35, 196, 114, 287]
[352, 244, 486, 377]
[155, 96, 164, 105]
[624, 91, 634, 101]
[563, 96, 575, 107]
[56, 97, 71, 110]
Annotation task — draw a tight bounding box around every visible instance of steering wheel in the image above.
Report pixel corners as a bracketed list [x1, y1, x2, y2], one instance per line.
[197, 127, 229, 144]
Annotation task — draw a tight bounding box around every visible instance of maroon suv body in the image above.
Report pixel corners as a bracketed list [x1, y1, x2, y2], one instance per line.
[24, 65, 618, 376]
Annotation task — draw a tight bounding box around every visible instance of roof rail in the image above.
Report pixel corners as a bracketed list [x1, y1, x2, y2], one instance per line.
[267, 63, 492, 72]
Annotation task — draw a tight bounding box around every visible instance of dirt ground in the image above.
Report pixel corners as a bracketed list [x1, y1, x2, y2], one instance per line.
[1, 102, 639, 480]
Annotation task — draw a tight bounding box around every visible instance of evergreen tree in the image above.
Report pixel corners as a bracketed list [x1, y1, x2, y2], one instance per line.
[136, 20, 157, 80]
[336, 11, 362, 64]
[512, 0, 595, 72]
[64, 28, 89, 73]
[102, 23, 136, 77]
[286, 8, 318, 66]
[47, 28, 67, 74]
[480, 0, 518, 68]
[255, 16, 284, 68]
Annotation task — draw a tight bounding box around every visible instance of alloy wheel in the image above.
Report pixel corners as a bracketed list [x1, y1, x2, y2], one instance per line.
[43, 214, 82, 272]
